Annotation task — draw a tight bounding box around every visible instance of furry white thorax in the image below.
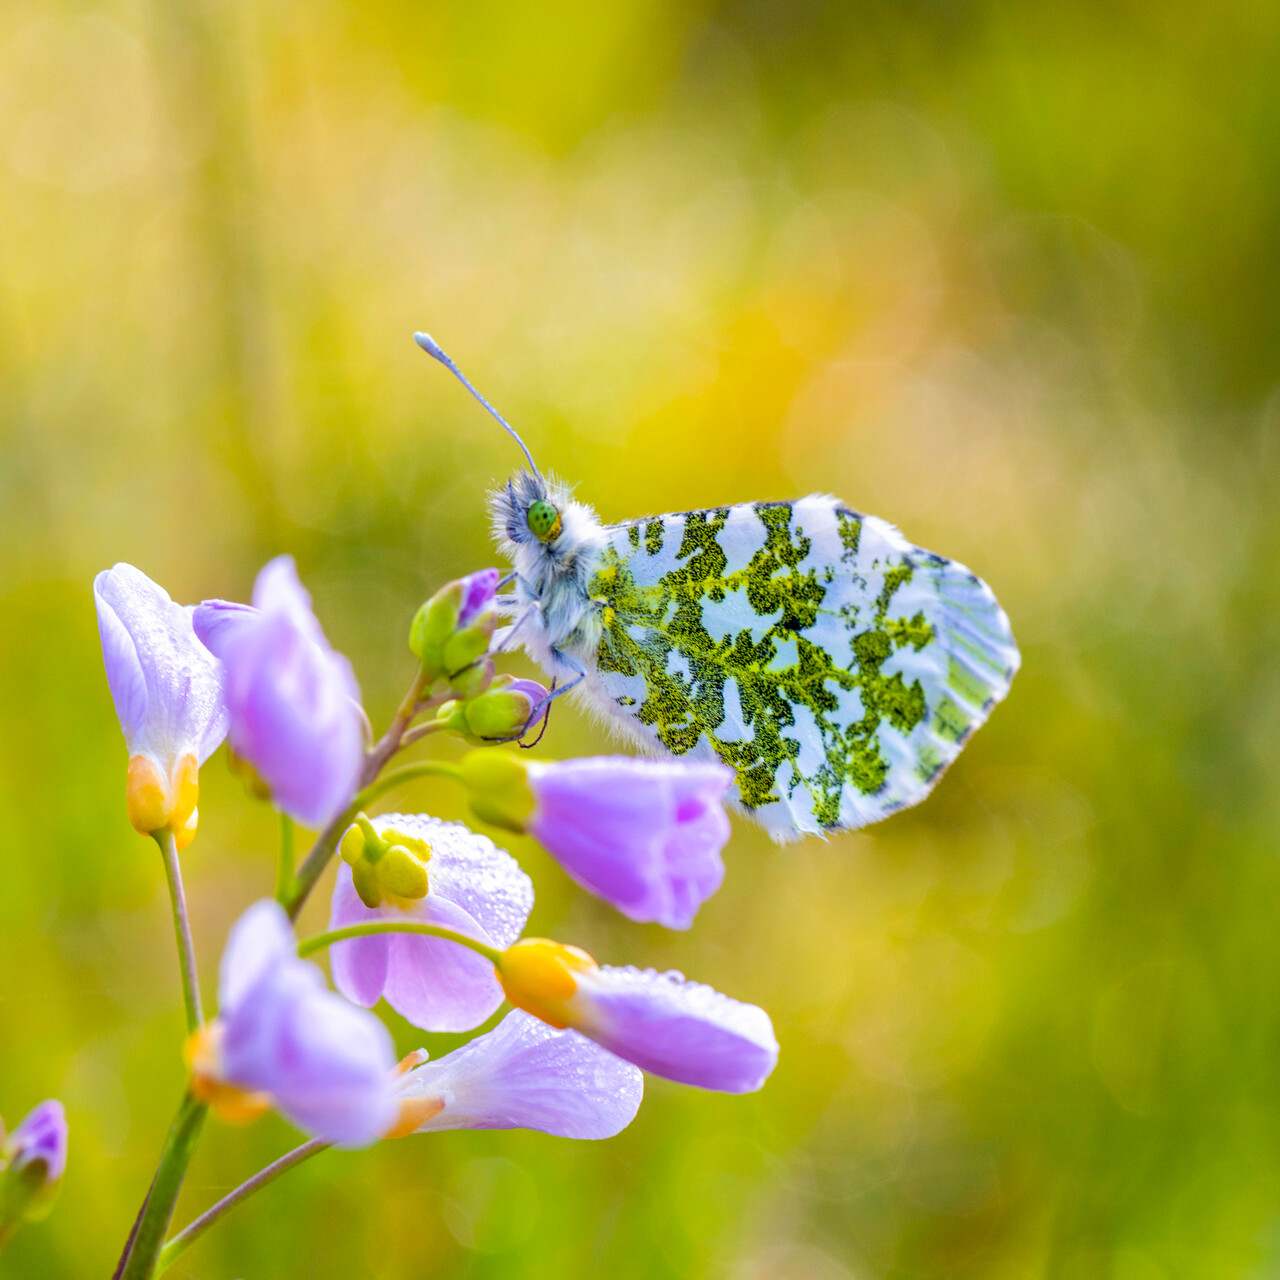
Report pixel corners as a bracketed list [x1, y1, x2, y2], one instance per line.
[488, 470, 609, 677]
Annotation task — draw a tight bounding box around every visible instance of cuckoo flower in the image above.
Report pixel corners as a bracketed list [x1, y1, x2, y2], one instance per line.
[187, 900, 397, 1147]
[496, 940, 778, 1093]
[385, 1010, 643, 1140]
[193, 556, 363, 829]
[330, 814, 533, 1033]
[463, 753, 733, 929]
[94, 564, 227, 847]
[0, 1100, 68, 1232]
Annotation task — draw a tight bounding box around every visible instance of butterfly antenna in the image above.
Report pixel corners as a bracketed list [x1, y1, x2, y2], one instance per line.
[413, 332, 541, 477]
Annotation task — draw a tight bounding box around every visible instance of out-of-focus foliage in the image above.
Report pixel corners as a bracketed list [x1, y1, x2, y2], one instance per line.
[2, 1, 1280, 1276]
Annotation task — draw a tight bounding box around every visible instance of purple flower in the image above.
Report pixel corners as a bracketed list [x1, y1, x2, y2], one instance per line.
[330, 815, 533, 1033]
[193, 557, 364, 829]
[4, 1100, 68, 1184]
[497, 940, 778, 1093]
[190, 900, 397, 1146]
[94, 564, 227, 843]
[386, 1010, 643, 1140]
[521, 757, 733, 929]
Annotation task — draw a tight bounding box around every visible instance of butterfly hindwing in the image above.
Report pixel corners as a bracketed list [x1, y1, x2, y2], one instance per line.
[584, 495, 1019, 838]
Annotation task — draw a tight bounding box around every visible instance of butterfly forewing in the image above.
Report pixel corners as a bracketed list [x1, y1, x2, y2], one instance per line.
[585, 496, 1019, 838]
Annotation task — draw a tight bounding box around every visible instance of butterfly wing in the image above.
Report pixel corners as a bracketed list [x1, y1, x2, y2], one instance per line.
[584, 496, 1019, 839]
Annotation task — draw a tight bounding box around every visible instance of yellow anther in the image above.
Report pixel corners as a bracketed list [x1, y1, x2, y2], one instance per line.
[395, 1049, 430, 1076]
[495, 938, 598, 1030]
[174, 806, 199, 852]
[183, 1024, 270, 1125]
[383, 1094, 445, 1140]
[126, 752, 201, 844]
[126, 755, 169, 834]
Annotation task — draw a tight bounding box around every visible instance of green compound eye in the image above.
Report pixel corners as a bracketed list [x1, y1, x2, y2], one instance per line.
[527, 500, 563, 543]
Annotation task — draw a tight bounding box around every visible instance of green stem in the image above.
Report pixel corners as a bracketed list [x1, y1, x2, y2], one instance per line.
[284, 672, 435, 920]
[116, 1094, 207, 1280]
[155, 831, 203, 1033]
[398, 718, 449, 749]
[357, 759, 464, 808]
[156, 1138, 329, 1273]
[297, 920, 501, 965]
[275, 814, 295, 904]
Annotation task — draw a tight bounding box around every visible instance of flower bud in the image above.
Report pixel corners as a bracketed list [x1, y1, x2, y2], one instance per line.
[440, 678, 548, 745]
[450, 655, 495, 701]
[494, 939, 598, 1029]
[0, 1101, 68, 1231]
[457, 749, 537, 831]
[409, 569, 500, 679]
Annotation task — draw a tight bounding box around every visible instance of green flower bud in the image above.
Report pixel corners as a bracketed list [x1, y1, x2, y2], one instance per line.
[339, 816, 433, 908]
[377, 845, 431, 900]
[450, 655, 495, 701]
[443, 617, 498, 680]
[409, 570, 500, 679]
[459, 749, 536, 832]
[351, 857, 383, 909]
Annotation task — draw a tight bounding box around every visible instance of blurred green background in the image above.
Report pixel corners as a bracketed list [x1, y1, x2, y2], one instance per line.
[3, 1, 1280, 1276]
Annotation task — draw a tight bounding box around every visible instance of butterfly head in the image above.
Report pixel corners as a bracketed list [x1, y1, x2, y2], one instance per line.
[526, 499, 563, 544]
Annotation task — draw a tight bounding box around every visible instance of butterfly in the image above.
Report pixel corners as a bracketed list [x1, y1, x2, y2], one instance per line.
[416, 333, 1019, 840]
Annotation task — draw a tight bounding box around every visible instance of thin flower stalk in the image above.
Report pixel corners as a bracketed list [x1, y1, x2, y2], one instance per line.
[298, 920, 502, 966]
[156, 830, 203, 1032]
[115, 1093, 207, 1280]
[156, 1139, 328, 1273]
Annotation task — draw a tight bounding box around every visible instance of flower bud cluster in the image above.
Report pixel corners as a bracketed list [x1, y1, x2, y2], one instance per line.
[409, 568, 501, 691]
[339, 817, 432, 909]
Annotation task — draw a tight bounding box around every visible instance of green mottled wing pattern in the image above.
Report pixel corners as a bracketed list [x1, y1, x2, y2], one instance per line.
[585, 495, 1019, 838]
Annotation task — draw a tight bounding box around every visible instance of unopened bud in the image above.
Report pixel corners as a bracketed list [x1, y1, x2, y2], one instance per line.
[440, 677, 548, 745]
[0, 1100, 67, 1230]
[409, 569, 500, 679]
[494, 938, 597, 1030]
[450, 655, 495, 701]
[457, 749, 536, 832]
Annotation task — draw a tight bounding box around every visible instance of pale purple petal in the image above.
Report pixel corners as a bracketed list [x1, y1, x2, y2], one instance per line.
[328, 868, 391, 1009]
[193, 556, 363, 828]
[189, 599, 257, 659]
[94, 564, 227, 767]
[217, 898, 296, 1016]
[457, 568, 500, 627]
[7, 1100, 68, 1182]
[527, 758, 733, 929]
[383, 896, 503, 1032]
[328, 817, 532, 1032]
[505, 678, 549, 730]
[572, 966, 778, 1093]
[216, 900, 398, 1147]
[399, 1011, 642, 1139]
